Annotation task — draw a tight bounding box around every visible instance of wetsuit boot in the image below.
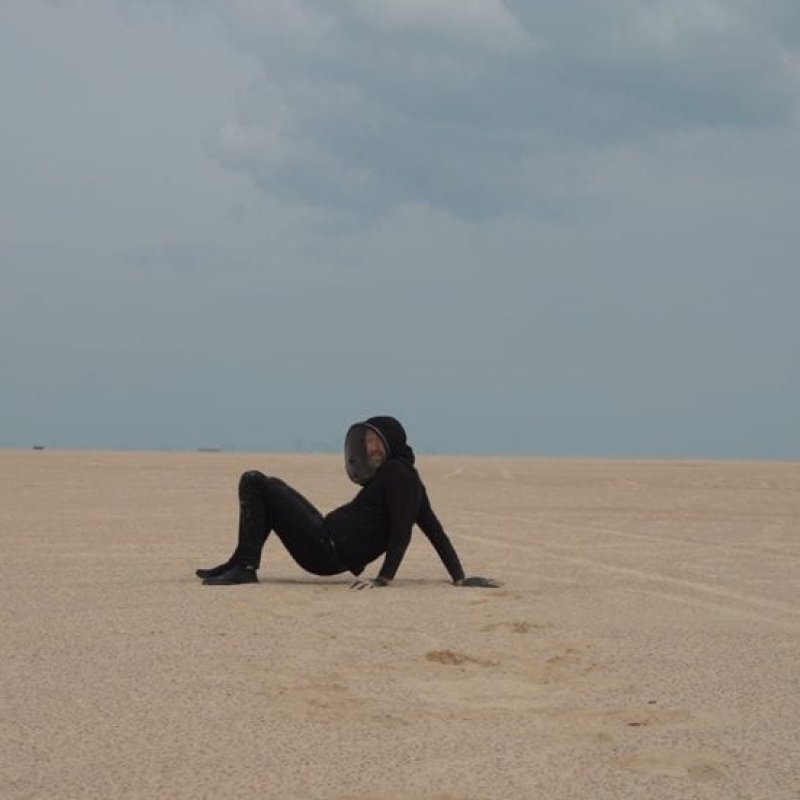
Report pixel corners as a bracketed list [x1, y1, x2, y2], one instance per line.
[202, 564, 258, 585]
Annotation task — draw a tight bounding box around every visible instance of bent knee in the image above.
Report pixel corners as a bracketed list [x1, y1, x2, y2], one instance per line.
[238, 470, 268, 493]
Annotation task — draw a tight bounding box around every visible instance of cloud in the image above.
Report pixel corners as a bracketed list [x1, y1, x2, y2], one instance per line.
[121, 1, 800, 221]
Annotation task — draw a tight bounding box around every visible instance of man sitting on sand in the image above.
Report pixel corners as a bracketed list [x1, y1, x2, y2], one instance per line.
[196, 415, 498, 589]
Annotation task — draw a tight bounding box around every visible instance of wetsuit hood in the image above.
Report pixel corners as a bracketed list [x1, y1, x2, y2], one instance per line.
[344, 415, 415, 485]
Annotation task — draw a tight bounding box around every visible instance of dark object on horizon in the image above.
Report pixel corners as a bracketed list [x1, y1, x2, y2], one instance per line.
[197, 447, 221, 453]
[32, 445, 45, 451]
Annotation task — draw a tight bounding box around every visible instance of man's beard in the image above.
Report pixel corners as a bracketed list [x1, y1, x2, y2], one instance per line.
[367, 453, 385, 470]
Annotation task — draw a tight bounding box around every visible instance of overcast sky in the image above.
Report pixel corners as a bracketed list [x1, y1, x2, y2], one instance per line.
[1, 0, 799, 457]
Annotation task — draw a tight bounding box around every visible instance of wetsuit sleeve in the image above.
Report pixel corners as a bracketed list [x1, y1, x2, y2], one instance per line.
[376, 461, 420, 582]
[416, 484, 466, 583]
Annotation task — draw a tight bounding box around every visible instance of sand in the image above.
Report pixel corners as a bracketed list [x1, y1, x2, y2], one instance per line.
[1, 449, 798, 799]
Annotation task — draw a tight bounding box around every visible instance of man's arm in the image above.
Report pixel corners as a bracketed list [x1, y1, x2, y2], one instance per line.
[416, 484, 466, 583]
[375, 461, 420, 582]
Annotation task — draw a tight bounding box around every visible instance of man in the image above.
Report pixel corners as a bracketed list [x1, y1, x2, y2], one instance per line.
[196, 415, 498, 588]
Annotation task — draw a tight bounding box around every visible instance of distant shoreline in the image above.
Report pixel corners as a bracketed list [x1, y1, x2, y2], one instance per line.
[1, 446, 797, 464]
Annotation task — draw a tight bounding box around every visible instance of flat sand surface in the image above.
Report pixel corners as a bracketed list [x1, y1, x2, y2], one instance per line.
[1, 450, 799, 800]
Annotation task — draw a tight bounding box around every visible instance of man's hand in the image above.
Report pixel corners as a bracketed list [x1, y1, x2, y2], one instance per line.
[349, 576, 391, 590]
[455, 576, 502, 588]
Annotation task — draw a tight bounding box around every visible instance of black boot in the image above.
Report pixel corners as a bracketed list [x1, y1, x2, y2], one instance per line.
[195, 560, 233, 580]
[202, 564, 259, 585]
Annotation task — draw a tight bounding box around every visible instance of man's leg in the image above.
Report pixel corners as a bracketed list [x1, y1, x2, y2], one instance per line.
[199, 470, 276, 584]
[228, 470, 273, 569]
[265, 477, 344, 576]
[200, 470, 342, 584]
[195, 469, 267, 581]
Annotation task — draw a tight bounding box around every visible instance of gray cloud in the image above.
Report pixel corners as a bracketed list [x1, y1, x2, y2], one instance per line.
[146, 0, 800, 221]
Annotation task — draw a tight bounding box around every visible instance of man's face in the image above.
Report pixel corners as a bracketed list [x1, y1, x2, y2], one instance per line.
[365, 428, 387, 469]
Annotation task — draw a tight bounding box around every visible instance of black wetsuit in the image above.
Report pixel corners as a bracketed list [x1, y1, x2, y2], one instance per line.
[230, 458, 465, 582]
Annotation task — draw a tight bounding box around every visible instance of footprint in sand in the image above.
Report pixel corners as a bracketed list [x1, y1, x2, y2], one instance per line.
[425, 649, 498, 668]
[525, 645, 597, 685]
[480, 620, 552, 634]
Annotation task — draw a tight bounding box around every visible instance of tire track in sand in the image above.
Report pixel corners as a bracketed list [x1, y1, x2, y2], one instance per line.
[455, 520, 800, 633]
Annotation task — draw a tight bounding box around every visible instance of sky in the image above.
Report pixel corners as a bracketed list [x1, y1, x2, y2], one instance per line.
[1, 0, 799, 458]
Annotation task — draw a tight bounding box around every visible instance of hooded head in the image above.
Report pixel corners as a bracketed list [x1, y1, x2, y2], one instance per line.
[344, 415, 415, 485]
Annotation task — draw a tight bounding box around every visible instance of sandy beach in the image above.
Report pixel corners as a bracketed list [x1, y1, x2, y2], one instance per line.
[1, 449, 798, 800]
